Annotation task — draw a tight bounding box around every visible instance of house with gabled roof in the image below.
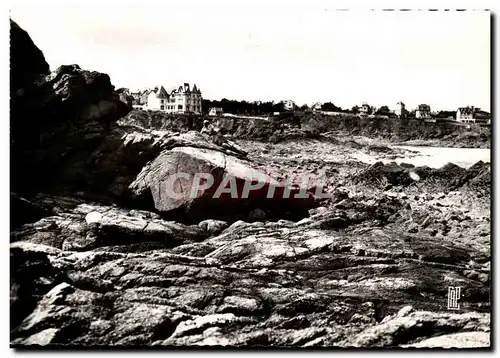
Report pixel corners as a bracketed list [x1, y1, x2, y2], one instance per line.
[415, 104, 431, 119]
[456, 106, 474, 123]
[456, 106, 490, 124]
[146, 85, 169, 111]
[145, 82, 203, 113]
[311, 102, 322, 111]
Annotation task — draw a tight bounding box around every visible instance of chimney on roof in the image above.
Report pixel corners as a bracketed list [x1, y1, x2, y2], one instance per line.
[184, 83, 190, 92]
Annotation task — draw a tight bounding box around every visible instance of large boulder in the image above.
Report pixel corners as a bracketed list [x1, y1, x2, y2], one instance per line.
[130, 146, 318, 222]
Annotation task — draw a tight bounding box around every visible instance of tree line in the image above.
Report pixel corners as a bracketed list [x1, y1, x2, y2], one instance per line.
[202, 99, 285, 115]
[202, 99, 460, 119]
[202, 99, 355, 115]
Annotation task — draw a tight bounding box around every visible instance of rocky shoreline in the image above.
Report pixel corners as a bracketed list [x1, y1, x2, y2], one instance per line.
[10, 20, 491, 348]
[120, 110, 491, 149]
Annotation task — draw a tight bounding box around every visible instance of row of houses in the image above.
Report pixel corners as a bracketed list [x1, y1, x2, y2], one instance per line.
[131, 83, 203, 114]
[129, 86, 490, 124]
[308, 100, 490, 123]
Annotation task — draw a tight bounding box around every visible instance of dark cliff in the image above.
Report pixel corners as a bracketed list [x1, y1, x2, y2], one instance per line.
[10, 20, 132, 197]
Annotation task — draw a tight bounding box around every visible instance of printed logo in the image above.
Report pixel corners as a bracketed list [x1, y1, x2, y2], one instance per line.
[447, 287, 461, 310]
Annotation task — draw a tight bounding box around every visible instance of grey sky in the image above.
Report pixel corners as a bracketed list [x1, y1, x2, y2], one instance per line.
[10, 4, 490, 111]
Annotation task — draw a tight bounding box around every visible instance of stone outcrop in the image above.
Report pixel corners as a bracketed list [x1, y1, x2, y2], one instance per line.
[10, 196, 207, 253]
[10, 200, 490, 346]
[129, 145, 317, 222]
[10, 20, 132, 197]
[121, 110, 490, 148]
[10, 20, 50, 92]
[354, 160, 491, 193]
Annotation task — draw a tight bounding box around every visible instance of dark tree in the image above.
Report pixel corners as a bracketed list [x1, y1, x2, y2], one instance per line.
[436, 110, 456, 118]
[375, 105, 390, 115]
[321, 102, 342, 112]
[272, 101, 285, 112]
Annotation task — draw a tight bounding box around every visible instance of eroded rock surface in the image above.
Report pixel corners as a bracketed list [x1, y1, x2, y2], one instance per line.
[11, 183, 490, 347]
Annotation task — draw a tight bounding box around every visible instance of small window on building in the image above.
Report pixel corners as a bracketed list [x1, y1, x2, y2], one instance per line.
[160, 105, 164, 110]
[178, 105, 183, 110]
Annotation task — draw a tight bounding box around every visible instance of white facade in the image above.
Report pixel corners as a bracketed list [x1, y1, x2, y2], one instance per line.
[456, 106, 474, 123]
[395, 101, 405, 117]
[146, 92, 161, 110]
[146, 83, 202, 114]
[311, 102, 322, 111]
[359, 103, 371, 115]
[283, 100, 295, 111]
[209, 107, 223, 116]
[415, 104, 431, 119]
[146, 85, 169, 111]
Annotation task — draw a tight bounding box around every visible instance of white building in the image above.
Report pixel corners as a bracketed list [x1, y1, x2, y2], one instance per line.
[311, 102, 322, 112]
[456, 106, 474, 123]
[146, 85, 169, 111]
[146, 83, 202, 114]
[209, 107, 223, 116]
[283, 100, 295, 111]
[359, 103, 371, 116]
[415, 104, 431, 119]
[395, 101, 406, 118]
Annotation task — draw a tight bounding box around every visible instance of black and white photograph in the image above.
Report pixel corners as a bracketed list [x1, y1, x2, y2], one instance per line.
[8, 1, 493, 349]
